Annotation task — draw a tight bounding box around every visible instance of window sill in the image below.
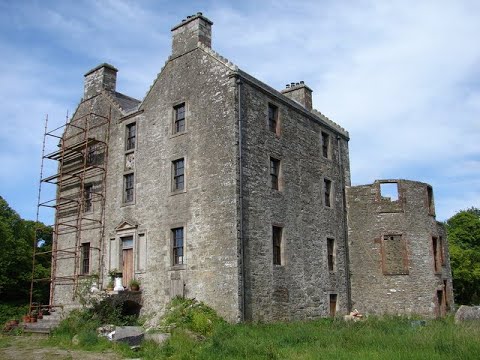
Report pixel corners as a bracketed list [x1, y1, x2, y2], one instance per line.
[170, 131, 188, 139]
[170, 189, 186, 196]
[169, 264, 186, 271]
[122, 201, 136, 207]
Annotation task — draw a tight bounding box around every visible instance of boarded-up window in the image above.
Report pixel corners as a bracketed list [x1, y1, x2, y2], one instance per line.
[432, 236, 443, 273]
[329, 294, 337, 317]
[382, 234, 408, 275]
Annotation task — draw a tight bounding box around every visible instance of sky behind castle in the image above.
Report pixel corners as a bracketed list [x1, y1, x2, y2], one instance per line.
[0, 0, 479, 223]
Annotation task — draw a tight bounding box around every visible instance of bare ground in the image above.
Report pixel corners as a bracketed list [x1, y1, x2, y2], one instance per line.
[0, 335, 122, 360]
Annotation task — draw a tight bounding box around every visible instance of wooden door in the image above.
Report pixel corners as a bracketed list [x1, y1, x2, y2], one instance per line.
[122, 248, 133, 288]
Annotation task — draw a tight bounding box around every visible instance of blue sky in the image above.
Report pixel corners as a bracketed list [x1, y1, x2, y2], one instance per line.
[0, 0, 479, 223]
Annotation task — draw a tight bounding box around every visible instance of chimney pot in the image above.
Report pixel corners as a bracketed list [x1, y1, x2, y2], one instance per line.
[286, 84, 290, 88]
[197, 12, 203, 15]
[300, 80, 304, 84]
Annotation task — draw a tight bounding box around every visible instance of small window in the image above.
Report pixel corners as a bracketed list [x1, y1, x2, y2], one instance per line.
[432, 236, 442, 273]
[172, 227, 184, 265]
[321, 132, 330, 158]
[174, 103, 186, 134]
[382, 234, 408, 275]
[324, 179, 332, 207]
[124, 173, 134, 203]
[270, 158, 280, 190]
[427, 185, 434, 214]
[84, 184, 93, 212]
[329, 294, 337, 317]
[327, 238, 335, 272]
[81, 242, 90, 275]
[268, 103, 278, 134]
[126, 123, 136, 151]
[272, 226, 283, 265]
[380, 182, 399, 201]
[172, 158, 185, 191]
[86, 145, 97, 165]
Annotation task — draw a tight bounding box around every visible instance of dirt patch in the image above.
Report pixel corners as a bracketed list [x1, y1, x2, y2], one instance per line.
[0, 335, 121, 360]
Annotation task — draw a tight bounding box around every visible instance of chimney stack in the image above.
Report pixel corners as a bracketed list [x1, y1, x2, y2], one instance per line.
[171, 12, 213, 57]
[281, 81, 313, 110]
[83, 63, 118, 99]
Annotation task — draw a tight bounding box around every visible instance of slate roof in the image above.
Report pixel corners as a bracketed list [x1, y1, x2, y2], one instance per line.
[112, 91, 141, 113]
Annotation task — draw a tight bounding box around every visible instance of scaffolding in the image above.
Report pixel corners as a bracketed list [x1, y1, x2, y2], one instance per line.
[30, 108, 112, 311]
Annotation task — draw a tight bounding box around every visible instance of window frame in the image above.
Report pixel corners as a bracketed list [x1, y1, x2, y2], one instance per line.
[173, 103, 186, 134]
[172, 227, 184, 266]
[83, 184, 93, 212]
[80, 242, 90, 275]
[321, 131, 330, 159]
[125, 122, 136, 151]
[327, 237, 336, 272]
[123, 173, 134, 204]
[268, 103, 279, 135]
[270, 157, 280, 190]
[272, 226, 283, 266]
[324, 178, 332, 207]
[172, 158, 185, 192]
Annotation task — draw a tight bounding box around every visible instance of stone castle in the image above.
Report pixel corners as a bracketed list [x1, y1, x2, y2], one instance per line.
[45, 13, 453, 322]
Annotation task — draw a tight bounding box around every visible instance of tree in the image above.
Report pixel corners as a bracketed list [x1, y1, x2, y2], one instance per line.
[0, 196, 52, 305]
[445, 207, 480, 305]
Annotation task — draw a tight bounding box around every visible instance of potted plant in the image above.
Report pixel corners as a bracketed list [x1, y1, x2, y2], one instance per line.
[30, 311, 38, 323]
[22, 314, 31, 323]
[106, 279, 114, 291]
[129, 279, 140, 291]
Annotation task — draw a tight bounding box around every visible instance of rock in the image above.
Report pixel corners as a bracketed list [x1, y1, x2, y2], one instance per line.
[455, 305, 480, 323]
[97, 324, 116, 337]
[144, 332, 170, 344]
[72, 334, 80, 345]
[113, 326, 145, 346]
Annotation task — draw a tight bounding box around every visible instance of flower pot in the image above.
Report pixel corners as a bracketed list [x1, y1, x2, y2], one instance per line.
[22, 315, 30, 323]
[130, 284, 140, 291]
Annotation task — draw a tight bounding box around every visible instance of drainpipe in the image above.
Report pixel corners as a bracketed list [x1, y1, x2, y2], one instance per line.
[337, 135, 352, 312]
[236, 76, 246, 322]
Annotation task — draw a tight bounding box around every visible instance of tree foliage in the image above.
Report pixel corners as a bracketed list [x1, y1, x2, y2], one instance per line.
[446, 207, 480, 305]
[0, 196, 51, 305]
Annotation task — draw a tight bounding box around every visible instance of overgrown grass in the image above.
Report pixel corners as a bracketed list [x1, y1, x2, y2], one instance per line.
[44, 298, 480, 359]
[0, 303, 28, 325]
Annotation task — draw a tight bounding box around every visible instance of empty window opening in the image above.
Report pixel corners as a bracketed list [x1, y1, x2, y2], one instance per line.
[443, 280, 449, 311]
[126, 123, 136, 151]
[173, 158, 185, 191]
[84, 184, 93, 212]
[272, 226, 283, 265]
[324, 179, 332, 207]
[81, 242, 90, 275]
[427, 186, 434, 214]
[270, 158, 280, 190]
[329, 294, 337, 317]
[437, 289, 446, 318]
[432, 236, 442, 273]
[327, 238, 336, 272]
[321, 132, 330, 158]
[380, 182, 399, 201]
[439, 237, 445, 266]
[172, 227, 184, 265]
[174, 103, 186, 134]
[268, 103, 278, 133]
[382, 234, 408, 275]
[124, 173, 134, 203]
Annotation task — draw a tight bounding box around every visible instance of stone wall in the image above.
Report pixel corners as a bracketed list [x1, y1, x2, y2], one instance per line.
[347, 180, 454, 317]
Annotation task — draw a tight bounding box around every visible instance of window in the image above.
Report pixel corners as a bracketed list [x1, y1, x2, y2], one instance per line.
[427, 185, 434, 214]
[174, 103, 186, 134]
[84, 184, 93, 212]
[324, 179, 332, 207]
[126, 123, 136, 151]
[172, 158, 185, 191]
[81, 242, 90, 275]
[270, 158, 280, 190]
[327, 238, 335, 272]
[172, 227, 184, 265]
[268, 103, 278, 133]
[321, 131, 330, 158]
[124, 173, 134, 203]
[272, 226, 283, 265]
[380, 182, 399, 201]
[329, 294, 337, 317]
[432, 236, 443, 273]
[382, 234, 408, 275]
[86, 145, 97, 165]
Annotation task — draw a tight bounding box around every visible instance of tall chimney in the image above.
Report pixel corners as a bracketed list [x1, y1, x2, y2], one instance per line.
[84, 63, 118, 99]
[281, 81, 313, 111]
[171, 12, 213, 57]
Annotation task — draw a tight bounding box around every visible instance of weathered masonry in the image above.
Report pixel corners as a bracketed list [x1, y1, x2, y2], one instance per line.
[35, 13, 453, 322]
[347, 180, 453, 317]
